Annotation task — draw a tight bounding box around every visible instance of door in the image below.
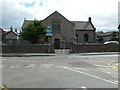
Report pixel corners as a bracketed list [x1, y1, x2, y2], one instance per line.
[54, 39, 60, 49]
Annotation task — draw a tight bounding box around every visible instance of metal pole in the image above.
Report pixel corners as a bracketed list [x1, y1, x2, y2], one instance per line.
[64, 41, 65, 53]
[48, 36, 50, 53]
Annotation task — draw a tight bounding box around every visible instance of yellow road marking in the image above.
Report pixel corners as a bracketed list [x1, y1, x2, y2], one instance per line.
[0, 84, 8, 90]
[108, 63, 120, 70]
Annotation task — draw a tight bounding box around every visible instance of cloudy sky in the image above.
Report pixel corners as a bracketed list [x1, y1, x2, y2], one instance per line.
[0, 0, 119, 31]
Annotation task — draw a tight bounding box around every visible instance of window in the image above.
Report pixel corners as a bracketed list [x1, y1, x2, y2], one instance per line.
[52, 22, 60, 31]
[84, 34, 89, 42]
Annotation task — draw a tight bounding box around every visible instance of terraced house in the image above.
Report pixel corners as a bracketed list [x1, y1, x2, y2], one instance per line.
[22, 11, 96, 49]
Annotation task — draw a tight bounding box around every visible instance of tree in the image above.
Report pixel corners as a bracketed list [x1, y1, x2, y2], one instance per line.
[21, 20, 46, 44]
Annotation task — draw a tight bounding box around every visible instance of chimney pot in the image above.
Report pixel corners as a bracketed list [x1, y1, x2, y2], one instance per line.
[88, 17, 91, 22]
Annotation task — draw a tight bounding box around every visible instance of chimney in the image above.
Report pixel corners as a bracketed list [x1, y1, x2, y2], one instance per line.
[24, 17, 26, 21]
[10, 26, 13, 31]
[15, 28, 17, 33]
[88, 17, 91, 22]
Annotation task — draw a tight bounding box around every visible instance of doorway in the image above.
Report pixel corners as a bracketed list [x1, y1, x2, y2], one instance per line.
[54, 39, 60, 49]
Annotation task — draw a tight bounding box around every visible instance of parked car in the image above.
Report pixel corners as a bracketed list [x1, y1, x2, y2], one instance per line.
[104, 41, 119, 45]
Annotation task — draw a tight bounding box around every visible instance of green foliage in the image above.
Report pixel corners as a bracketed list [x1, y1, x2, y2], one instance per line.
[21, 20, 46, 44]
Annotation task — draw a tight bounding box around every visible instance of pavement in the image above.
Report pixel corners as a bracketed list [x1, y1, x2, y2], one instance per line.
[1, 53, 55, 57]
[0, 52, 119, 57]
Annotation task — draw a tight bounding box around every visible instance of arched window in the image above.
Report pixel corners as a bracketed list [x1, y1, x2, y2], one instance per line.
[84, 34, 89, 42]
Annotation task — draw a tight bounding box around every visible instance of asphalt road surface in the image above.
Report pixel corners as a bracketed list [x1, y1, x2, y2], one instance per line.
[1, 53, 119, 89]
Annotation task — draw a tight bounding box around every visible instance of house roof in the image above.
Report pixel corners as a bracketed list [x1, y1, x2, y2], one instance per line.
[0, 28, 7, 35]
[43, 11, 73, 25]
[118, 24, 120, 29]
[71, 21, 95, 30]
[6, 30, 18, 36]
[22, 11, 96, 31]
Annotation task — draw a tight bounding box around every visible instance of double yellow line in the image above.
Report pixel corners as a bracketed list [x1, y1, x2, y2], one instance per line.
[108, 63, 120, 70]
[0, 84, 8, 90]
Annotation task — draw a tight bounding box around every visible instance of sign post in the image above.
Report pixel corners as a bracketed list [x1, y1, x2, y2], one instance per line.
[46, 26, 53, 53]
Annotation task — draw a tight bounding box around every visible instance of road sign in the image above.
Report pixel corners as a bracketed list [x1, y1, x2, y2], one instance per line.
[46, 27, 52, 36]
[46, 33, 53, 36]
[46, 28, 52, 34]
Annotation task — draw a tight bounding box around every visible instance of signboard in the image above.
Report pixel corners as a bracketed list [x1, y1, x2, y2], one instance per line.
[46, 28, 52, 34]
[46, 27, 53, 36]
[46, 33, 53, 36]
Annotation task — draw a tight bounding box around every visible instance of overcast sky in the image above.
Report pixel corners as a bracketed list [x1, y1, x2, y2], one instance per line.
[0, 0, 119, 31]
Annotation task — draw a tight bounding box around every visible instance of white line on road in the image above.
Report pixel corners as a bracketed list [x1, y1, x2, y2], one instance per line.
[40, 64, 54, 67]
[25, 64, 36, 67]
[74, 68, 87, 70]
[94, 64, 109, 67]
[102, 71, 111, 74]
[0, 65, 5, 68]
[57, 66, 118, 85]
[81, 86, 88, 90]
[9, 65, 19, 68]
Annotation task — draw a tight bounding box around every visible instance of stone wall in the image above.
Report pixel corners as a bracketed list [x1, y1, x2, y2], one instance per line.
[75, 30, 96, 43]
[71, 43, 119, 53]
[2, 43, 119, 53]
[2, 44, 55, 53]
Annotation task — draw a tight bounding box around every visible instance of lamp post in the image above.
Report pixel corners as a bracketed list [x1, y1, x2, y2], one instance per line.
[46, 26, 53, 53]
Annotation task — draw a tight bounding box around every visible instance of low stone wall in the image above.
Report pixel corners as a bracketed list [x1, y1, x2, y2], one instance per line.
[2, 44, 55, 53]
[71, 43, 119, 53]
[2, 43, 119, 53]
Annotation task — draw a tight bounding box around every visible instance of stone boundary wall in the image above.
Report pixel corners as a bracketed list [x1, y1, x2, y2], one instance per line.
[71, 43, 119, 53]
[2, 44, 119, 53]
[2, 44, 55, 53]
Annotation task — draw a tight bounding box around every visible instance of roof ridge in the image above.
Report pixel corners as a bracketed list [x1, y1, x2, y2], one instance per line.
[43, 11, 74, 26]
[71, 21, 88, 22]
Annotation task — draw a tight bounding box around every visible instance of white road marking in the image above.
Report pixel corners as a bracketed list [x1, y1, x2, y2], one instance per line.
[9, 65, 19, 68]
[25, 64, 36, 67]
[112, 80, 119, 83]
[0, 65, 5, 68]
[57, 66, 67, 68]
[74, 68, 87, 70]
[40, 64, 54, 67]
[2, 59, 6, 60]
[58, 66, 118, 85]
[81, 86, 88, 90]
[102, 71, 112, 74]
[94, 64, 109, 67]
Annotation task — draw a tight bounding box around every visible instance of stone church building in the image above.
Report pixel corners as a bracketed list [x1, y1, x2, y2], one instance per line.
[22, 11, 96, 49]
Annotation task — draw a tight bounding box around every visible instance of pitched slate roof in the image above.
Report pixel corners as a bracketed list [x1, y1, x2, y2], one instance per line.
[0, 28, 7, 33]
[118, 24, 120, 29]
[6, 30, 18, 36]
[71, 21, 95, 30]
[43, 11, 73, 25]
[22, 11, 96, 31]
